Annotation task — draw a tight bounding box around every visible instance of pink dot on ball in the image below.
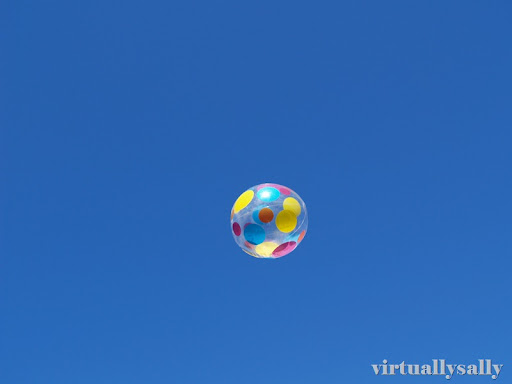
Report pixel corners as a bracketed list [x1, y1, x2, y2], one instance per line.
[232, 222, 241, 236]
[272, 241, 297, 257]
[278, 187, 291, 195]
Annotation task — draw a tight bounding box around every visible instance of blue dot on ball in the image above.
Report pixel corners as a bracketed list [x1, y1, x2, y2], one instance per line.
[244, 224, 265, 245]
[252, 206, 265, 225]
[257, 187, 280, 202]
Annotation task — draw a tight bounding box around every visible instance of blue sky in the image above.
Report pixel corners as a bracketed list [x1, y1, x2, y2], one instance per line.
[1, 1, 511, 383]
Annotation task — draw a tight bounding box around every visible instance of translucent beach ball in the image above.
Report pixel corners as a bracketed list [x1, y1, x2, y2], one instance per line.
[230, 183, 308, 258]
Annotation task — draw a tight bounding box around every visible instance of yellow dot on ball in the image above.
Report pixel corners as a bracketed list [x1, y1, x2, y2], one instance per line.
[276, 210, 297, 233]
[255, 242, 279, 257]
[234, 190, 254, 213]
[283, 197, 301, 216]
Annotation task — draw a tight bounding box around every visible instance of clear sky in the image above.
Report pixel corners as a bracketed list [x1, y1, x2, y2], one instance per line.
[1, 1, 511, 383]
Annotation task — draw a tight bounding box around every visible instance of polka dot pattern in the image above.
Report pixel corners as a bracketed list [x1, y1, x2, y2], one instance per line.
[244, 224, 265, 245]
[255, 242, 279, 257]
[272, 241, 297, 257]
[234, 190, 254, 213]
[275, 210, 297, 233]
[283, 197, 301, 216]
[232, 222, 241, 236]
[252, 209, 264, 225]
[257, 187, 280, 202]
[231, 183, 307, 259]
[258, 208, 274, 223]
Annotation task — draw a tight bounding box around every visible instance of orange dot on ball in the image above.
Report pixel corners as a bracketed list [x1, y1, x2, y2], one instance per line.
[258, 207, 274, 223]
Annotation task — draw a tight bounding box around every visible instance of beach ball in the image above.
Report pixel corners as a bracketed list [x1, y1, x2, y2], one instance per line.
[230, 183, 308, 258]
